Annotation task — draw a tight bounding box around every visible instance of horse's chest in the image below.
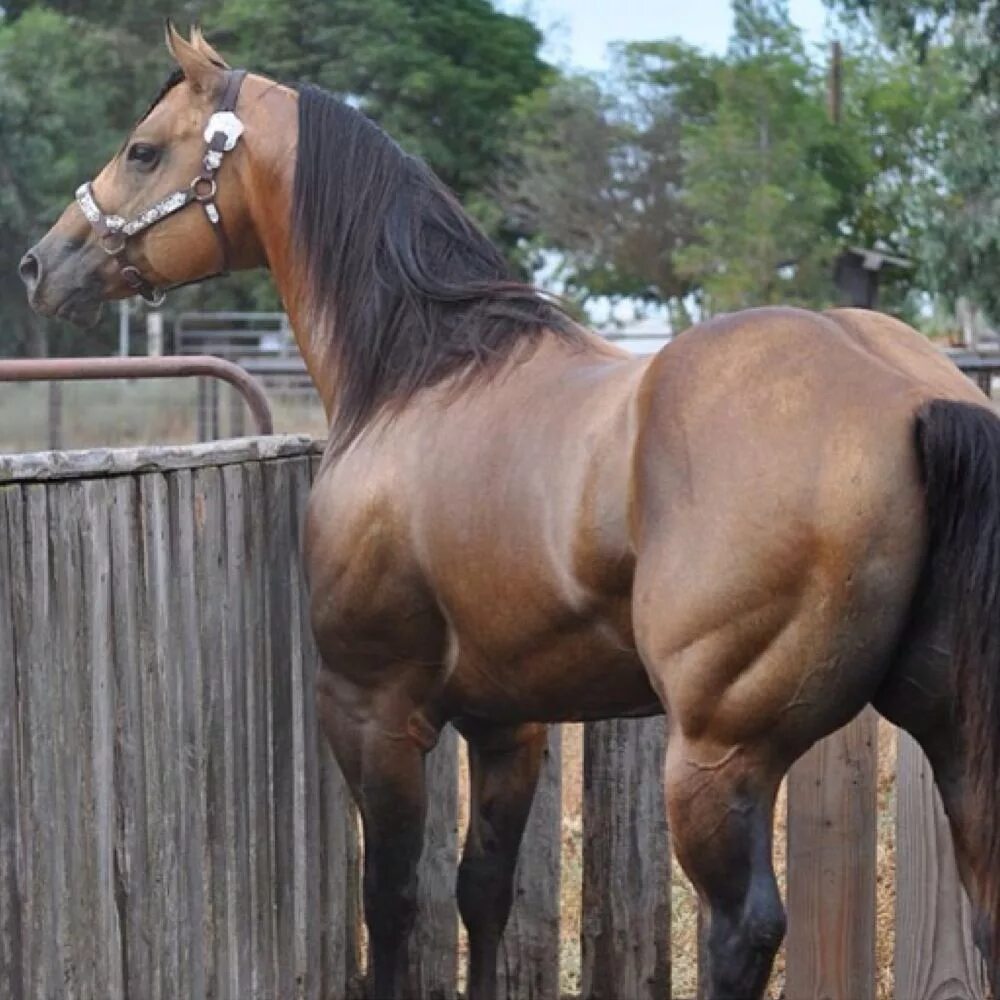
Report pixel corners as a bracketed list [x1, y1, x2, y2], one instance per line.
[305, 477, 444, 667]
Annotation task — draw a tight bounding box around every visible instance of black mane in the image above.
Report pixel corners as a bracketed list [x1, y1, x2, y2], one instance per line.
[291, 84, 581, 450]
[139, 68, 185, 124]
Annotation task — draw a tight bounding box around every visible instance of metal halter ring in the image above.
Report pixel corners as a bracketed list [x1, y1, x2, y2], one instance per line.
[191, 176, 218, 202]
[100, 232, 128, 256]
[121, 266, 166, 306]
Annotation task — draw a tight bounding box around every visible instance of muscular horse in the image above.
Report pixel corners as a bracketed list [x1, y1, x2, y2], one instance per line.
[20, 26, 1000, 999]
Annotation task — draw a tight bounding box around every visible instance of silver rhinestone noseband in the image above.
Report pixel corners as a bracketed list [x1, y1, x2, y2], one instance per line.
[75, 69, 247, 306]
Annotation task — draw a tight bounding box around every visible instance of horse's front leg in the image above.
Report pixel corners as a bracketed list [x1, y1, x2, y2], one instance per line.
[454, 720, 547, 1000]
[316, 665, 432, 1000]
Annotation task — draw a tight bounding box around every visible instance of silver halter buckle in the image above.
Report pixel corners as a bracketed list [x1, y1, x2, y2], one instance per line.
[204, 111, 244, 151]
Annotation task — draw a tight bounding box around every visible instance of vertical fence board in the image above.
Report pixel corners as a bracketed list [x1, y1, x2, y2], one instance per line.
[23, 484, 64, 1000]
[222, 463, 253, 999]
[895, 731, 989, 998]
[0, 487, 24, 1000]
[263, 457, 305, 999]
[786, 710, 878, 1000]
[581, 717, 671, 1000]
[408, 726, 459, 1000]
[52, 483, 98, 1000]
[109, 474, 155, 1000]
[168, 468, 211, 1000]
[193, 465, 229, 1000]
[498, 725, 563, 1000]
[318, 737, 362, 1000]
[81, 478, 125, 1000]
[289, 458, 324, 997]
[137, 471, 183, 1000]
[243, 460, 279, 999]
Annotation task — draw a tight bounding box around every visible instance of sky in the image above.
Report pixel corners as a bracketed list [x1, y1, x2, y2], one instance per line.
[503, 0, 831, 71]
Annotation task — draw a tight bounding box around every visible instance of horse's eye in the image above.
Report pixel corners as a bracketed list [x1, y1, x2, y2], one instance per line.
[127, 143, 160, 168]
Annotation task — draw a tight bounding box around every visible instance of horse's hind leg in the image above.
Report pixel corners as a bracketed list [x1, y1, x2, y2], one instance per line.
[316, 668, 430, 1000]
[665, 734, 785, 999]
[633, 530, 913, 997]
[454, 719, 547, 1000]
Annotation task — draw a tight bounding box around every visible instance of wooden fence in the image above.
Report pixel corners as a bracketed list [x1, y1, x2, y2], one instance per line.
[0, 437, 990, 999]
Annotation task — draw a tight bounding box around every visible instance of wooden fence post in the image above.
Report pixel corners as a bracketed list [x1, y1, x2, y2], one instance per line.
[785, 710, 878, 1000]
[407, 727, 459, 1000]
[0, 487, 24, 1000]
[895, 730, 989, 998]
[581, 717, 671, 1000]
[498, 725, 563, 1000]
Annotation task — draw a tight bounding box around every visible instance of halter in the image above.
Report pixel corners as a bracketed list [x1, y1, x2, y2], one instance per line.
[75, 69, 247, 307]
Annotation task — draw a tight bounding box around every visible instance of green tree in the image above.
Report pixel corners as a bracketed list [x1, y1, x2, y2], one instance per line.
[493, 41, 720, 319]
[0, 8, 169, 354]
[217, 0, 552, 201]
[675, 0, 840, 312]
[831, 0, 1000, 320]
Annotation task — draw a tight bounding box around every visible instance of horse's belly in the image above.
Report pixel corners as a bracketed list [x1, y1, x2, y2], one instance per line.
[444, 614, 661, 724]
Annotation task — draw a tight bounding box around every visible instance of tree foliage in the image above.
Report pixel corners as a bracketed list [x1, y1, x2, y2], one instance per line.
[496, 0, 950, 319]
[0, 0, 991, 355]
[0, 0, 551, 354]
[831, 0, 1000, 320]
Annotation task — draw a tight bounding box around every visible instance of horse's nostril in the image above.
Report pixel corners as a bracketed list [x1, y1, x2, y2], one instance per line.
[18, 251, 41, 290]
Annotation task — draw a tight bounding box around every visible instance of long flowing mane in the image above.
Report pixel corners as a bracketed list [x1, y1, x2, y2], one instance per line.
[291, 84, 582, 450]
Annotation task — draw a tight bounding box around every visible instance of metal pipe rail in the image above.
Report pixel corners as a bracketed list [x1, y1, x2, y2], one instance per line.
[0, 355, 274, 436]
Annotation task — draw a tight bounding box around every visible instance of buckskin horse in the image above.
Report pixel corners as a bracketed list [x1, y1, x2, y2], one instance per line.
[19, 25, 1000, 1000]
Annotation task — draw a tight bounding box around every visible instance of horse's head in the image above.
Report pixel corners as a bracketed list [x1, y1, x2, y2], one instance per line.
[20, 24, 267, 326]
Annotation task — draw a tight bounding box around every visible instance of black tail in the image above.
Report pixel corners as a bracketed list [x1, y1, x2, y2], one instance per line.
[916, 398, 1000, 974]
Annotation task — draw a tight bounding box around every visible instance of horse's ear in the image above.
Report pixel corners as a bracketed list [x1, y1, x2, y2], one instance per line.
[164, 20, 224, 95]
[191, 26, 231, 70]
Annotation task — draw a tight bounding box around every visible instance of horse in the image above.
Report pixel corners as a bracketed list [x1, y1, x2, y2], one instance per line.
[19, 25, 1000, 1000]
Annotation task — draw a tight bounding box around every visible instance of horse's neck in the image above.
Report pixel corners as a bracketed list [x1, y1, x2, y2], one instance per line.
[240, 81, 627, 427]
[238, 84, 341, 417]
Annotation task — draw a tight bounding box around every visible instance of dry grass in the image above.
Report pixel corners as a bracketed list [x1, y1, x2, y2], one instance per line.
[0, 379, 326, 453]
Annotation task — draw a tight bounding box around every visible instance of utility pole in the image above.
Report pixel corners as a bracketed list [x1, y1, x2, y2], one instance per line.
[828, 41, 843, 125]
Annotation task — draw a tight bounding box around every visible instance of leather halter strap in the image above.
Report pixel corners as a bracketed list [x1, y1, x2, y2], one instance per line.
[75, 69, 247, 306]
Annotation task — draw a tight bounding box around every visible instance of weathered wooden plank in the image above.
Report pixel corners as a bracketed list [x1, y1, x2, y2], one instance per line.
[0, 434, 321, 484]
[264, 456, 305, 999]
[51, 482, 97, 1000]
[895, 730, 990, 998]
[135, 470, 183, 1000]
[192, 464, 236, 1000]
[22, 483, 65, 1000]
[222, 464, 260, 997]
[242, 459, 279, 999]
[109, 474, 155, 1000]
[221, 462, 255, 996]
[498, 725, 563, 1000]
[80, 477, 125, 999]
[785, 710, 878, 1000]
[0, 486, 25, 1000]
[580, 717, 670, 1000]
[317, 739, 362, 1000]
[408, 726, 459, 1000]
[167, 467, 209, 999]
[287, 457, 325, 998]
